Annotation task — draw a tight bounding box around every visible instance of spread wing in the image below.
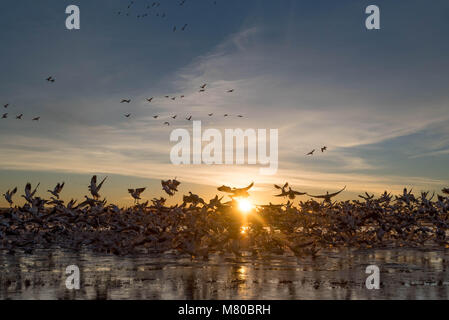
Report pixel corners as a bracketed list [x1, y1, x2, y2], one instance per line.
[292, 190, 307, 195]
[136, 188, 146, 194]
[241, 182, 254, 191]
[328, 186, 346, 198]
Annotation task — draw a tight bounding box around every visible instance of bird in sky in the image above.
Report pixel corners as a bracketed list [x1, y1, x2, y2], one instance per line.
[237, 115, 243, 118]
[321, 146, 327, 152]
[274, 183, 306, 200]
[171, 97, 176, 100]
[186, 116, 192, 121]
[217, 182, 254, 198]
[22, 182, 40, 203]
[307, 186, 347, 203]
[164, 122, 170, 126]
[88, 175, 107, 200]
[182, 24, 188, 31]
[4, 104, 9, 108]
[128, 188, 146, 204]
[224, 114, 229, 117]
[227, 89, 234, 93]
[47, 182, 65, 199]
[306, 149, 315, 156]
[2, 113, 7, 119]
[124, 114, 131, 118]
[16, 114, 23, 120]
[146, 98, 153, 102]
[121, 99, 131, 103]
[3, 187, 17, 206]
[200, 84, 207, 89]
[32, 117, 40, 121]
[208, 113, 213, 116]
[171, 115, 177, 119]
[199, 89, 206, 92]
[161, 179, 181, 196]
[46, 76, 55, 82]
[153, 115, 159, 119]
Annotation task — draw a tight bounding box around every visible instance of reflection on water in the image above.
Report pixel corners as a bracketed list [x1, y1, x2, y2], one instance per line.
[1, 248, 449, 299]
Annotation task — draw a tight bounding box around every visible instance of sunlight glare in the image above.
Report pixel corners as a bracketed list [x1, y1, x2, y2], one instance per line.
[238, 199, 253, 214]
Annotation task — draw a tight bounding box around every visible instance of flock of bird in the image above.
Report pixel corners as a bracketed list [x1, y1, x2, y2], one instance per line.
[120, 83, 241, 125]
[2, 177, 449, 259]
[1, 77, 54, 121]
[117, 0, 218, 33]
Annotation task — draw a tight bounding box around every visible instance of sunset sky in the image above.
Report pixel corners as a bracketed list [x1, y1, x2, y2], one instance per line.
[1, 0, 448, 206]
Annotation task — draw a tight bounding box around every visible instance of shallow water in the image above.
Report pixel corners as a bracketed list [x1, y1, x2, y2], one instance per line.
[1, 248, 449, 299]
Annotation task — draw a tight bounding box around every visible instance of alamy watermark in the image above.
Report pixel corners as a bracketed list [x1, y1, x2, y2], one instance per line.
[170, 121, 278, 175]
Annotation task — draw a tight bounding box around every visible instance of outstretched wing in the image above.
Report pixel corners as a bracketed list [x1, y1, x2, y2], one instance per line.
[136, 188, 146, 194]
[97, 177, 108, 190]
[292, 191, 307, 195]
[241, 182, 254, 191]
[128, 189, 135, 194]
[328, 186, 346, 198]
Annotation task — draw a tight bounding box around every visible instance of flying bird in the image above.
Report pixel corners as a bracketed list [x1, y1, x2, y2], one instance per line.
[164, 122, 170, 126]
[307, 186, 347, 203]
[16, 114, 23, 120]
[47, 182, 65, 199]
[217, 182, 254, 198]
[4, 104, 9, 108]
[1, 113, 7, 119]
[32, 117, 40, 121]
[171, 115, 177, 119]
[200, 84, 207, 89]
[161, 179, 181, 196]
[186, 116, 192, 121]
[3, 187, 17, 206]
[22, 182, 40, 203]
[124, 114, 131, 118]
[121, 99, 131, 103]
[88, 175, 108, 200]
[306, 149, 315, 156]
[182, 24, 188, 31]
[274, 183, 306, 200]
[153, 115, 159, 119]
[128, 188, 146, 204]
[46, 76, 55, 82]
[321, 146, 327, 152]
[146, 98, 153, 102]
[208, 113, 213, 116]
[227, 89, 234, 93]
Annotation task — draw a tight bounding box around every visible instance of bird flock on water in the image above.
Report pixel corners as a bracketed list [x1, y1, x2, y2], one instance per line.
[2, 177, 449, 259]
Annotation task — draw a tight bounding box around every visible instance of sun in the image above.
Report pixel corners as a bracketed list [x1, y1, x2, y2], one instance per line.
[238, 198, 253, 214]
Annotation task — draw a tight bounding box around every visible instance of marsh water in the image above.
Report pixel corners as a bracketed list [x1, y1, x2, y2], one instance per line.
[1, 247, 449, 300]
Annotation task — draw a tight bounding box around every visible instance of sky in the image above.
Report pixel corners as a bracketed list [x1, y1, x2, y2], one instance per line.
[0, 0, 448, 206]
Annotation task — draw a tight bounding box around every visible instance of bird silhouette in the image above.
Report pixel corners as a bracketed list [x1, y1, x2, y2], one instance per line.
[217, 182, 254, 198]
[307, 186, 346, 203]
[2, 187, 17, 206]
[128, 188, 146, 204]
[47, 182, 65, 199]
[16, 114, 23, 120]
[321, 146, 327, 152]
[306, 149, 315, 156]
[121, 99, 131, 103]
[1, 113, 7, 119]
[88, 175, 107, 200]
[32, 117, 40, 121]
